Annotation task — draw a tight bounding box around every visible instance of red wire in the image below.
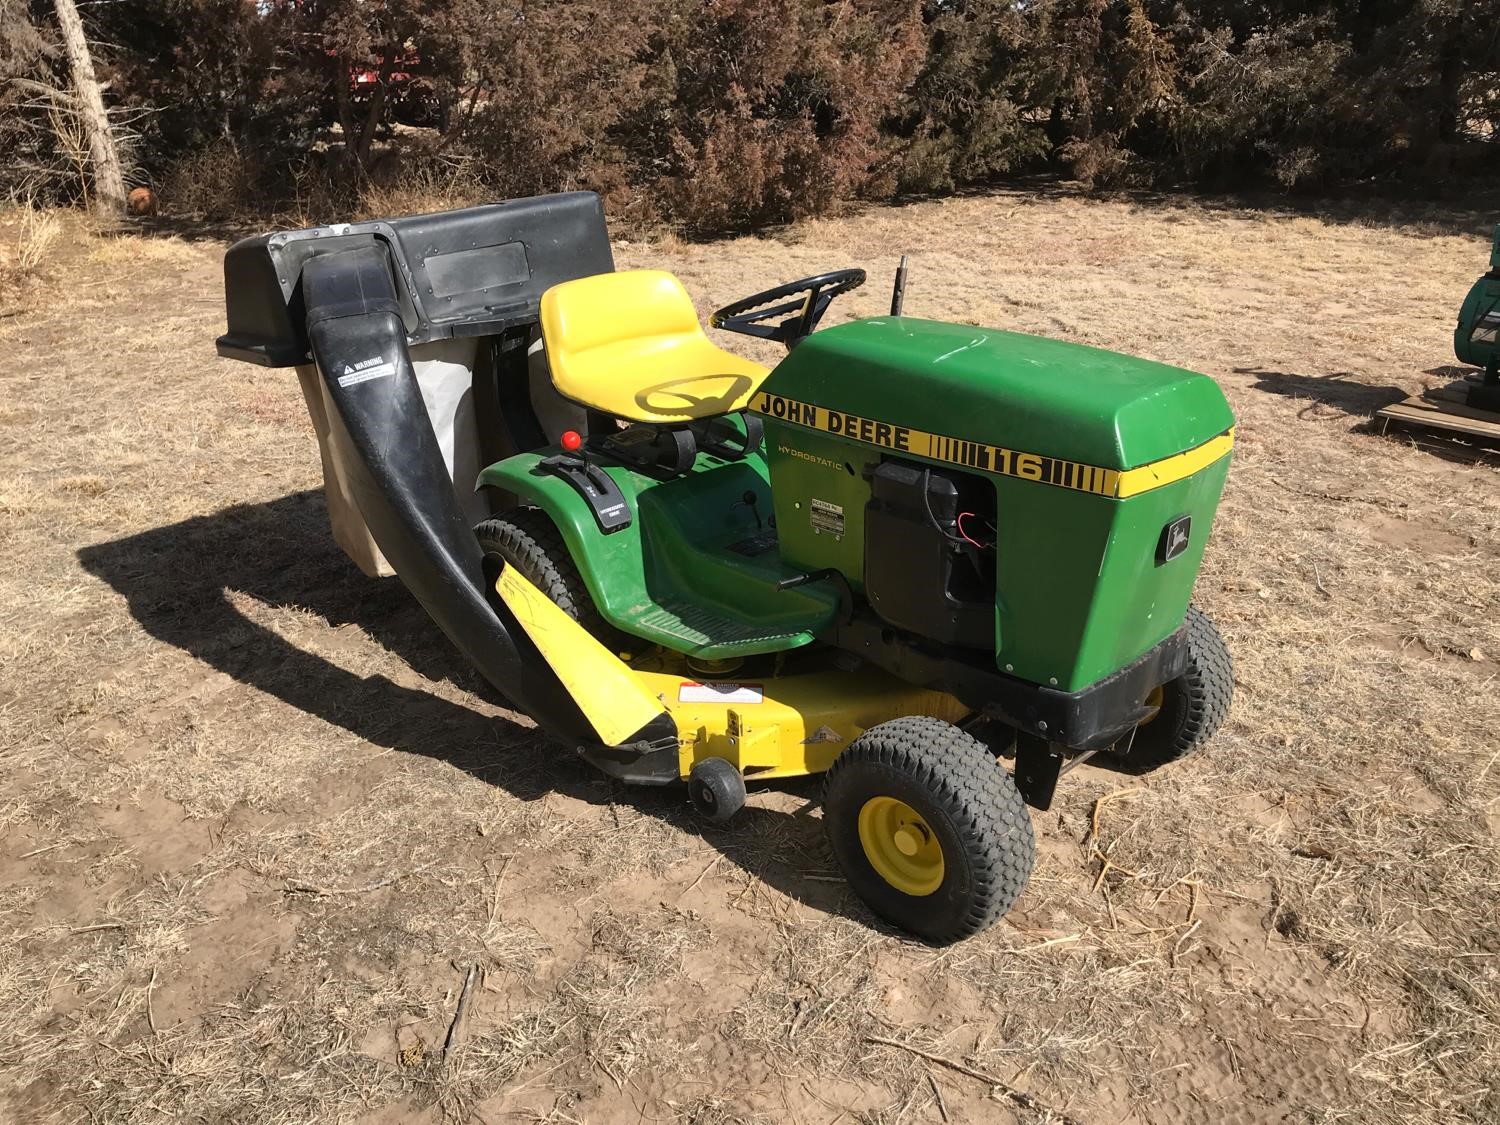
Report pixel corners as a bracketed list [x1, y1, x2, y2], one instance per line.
[956, 512, 989, 549]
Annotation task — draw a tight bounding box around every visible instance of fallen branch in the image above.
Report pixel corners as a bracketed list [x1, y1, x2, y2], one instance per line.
[1089, 787, 1142, 845]
[442, 963, 480, 1063]
[1171, 918, 1202, 967]
[487, 855, 514, 930]
[1013, 933, 1082, 953]
[1311, 561, 1330, 598]
[865, 1036, 1087, 1125]
[284, 877, 395, 897]
[20, 841, 71, 859]
[146, 966, 159, 1034]
[1271, 477, 1406, 510]
[928, 1072, 950, 1122]
[677, 855, 722, 901]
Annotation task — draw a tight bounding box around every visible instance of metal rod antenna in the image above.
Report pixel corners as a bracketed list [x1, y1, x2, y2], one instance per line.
[890, 255, 908, 317]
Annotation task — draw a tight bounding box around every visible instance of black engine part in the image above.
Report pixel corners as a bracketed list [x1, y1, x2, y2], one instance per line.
[863, 459, 996, 649]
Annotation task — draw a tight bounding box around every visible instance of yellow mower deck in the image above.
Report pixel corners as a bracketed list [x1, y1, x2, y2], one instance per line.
[497, 567, 966, 780]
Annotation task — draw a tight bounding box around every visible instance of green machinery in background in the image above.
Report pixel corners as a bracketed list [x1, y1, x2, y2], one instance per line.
[1381, 222, 1500, 440]
[1455, 223, 1500, 408]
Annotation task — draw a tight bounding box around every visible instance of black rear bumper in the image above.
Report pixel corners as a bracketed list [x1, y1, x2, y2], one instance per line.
[830, 616, 1189, 752]
[1005, 627, 1189, 751]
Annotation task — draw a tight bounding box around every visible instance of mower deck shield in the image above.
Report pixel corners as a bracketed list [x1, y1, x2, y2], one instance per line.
[495, 565, 671, 749]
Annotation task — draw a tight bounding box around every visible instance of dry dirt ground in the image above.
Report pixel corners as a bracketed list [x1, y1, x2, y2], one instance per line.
[1, 190, 1498, 1125]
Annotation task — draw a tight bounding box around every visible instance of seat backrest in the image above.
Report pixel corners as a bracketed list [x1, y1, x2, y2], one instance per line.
[540, 270, 768, 423]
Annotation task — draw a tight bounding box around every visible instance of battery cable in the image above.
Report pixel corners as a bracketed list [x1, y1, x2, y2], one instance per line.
[920, 467, 995, 551]
[957, 512, 994, 550]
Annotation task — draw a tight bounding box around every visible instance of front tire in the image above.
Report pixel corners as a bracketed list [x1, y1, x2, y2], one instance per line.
[824, 716, 1035, 943]
[1100, 606, 1232, 775]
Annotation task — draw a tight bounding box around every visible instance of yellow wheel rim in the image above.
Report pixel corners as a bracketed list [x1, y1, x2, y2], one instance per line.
[1140, 685, 1165, 727]
[857, 796, 945, 897]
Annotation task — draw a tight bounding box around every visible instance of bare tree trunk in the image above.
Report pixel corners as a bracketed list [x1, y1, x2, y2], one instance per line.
[52, 0, 126, 215]
[332, 50, 393, 176]
[354, 49, 398, 171]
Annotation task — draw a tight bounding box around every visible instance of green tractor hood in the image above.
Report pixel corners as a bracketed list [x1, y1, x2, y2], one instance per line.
[755, 316, 1235, 692]
[764, 317, 1233, 469]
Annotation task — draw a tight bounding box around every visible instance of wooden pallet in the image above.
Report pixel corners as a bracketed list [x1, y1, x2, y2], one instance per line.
[1377, 374, 1500, 442]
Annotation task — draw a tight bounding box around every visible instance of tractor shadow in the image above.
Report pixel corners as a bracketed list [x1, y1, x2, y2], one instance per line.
[76, 491, 872, 930]
[1238, 367, 1410, 420]
[1242, 365, 1500, 463]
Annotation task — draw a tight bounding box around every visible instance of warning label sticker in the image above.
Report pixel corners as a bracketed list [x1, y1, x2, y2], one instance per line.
[336, 356, 396, 387]
[678, 682, 764, 704]
[810, 498, 845, 536]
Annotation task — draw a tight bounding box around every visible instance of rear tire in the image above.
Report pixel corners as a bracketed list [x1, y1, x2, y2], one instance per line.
[475, 507, 629, 653]
[823, 716, 1034, 943]
[1100, 606, 1232, 775]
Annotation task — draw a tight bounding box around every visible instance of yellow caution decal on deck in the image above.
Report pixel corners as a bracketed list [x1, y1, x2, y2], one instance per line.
[496, 567, 667, 748]
[751, 391, 1232, 498]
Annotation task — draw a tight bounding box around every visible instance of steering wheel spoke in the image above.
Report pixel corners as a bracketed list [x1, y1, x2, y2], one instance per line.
[710, 268, 866, 347]
[735, 295, 811, 324]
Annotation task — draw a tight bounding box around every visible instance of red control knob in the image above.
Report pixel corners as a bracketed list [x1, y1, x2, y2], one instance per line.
[560, 430, 582, 452]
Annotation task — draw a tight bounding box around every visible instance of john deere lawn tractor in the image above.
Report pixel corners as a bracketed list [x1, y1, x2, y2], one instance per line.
[217, 192, 1234, 942]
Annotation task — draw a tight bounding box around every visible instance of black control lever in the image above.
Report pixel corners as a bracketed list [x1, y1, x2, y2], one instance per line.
[538, 429, 631, 533]
[776, 567, 839, 591]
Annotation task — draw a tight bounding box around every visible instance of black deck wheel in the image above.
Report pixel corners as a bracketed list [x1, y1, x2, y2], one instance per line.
[689, 757, 746, 822]
[1100, 606, 1233, 775]
[824, 716, 1035, 943]
[475, 507, 628, 652]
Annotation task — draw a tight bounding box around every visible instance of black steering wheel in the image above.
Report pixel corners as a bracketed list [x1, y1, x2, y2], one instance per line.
[710, 268, 866, 347]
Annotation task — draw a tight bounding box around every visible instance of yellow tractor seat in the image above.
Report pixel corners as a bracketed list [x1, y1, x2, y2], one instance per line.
[539, 270, 770, 424]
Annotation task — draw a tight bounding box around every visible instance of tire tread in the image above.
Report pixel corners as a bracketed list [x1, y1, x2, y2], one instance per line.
[825, 716, 1034, 942]
[475, 507, 624, 648]
[1106, 606, 1232, 774]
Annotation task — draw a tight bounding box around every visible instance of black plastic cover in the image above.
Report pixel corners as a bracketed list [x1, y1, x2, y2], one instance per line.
[828, 613, 1190, 752]
[218, 191, 614, 366]
[538, 454, 632, 532]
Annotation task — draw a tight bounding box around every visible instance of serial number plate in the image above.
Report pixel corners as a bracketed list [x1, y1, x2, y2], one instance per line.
[810, 498, 845, 536]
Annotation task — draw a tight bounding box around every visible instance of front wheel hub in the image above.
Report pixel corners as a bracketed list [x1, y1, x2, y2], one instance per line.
[857, 796, 945, 896]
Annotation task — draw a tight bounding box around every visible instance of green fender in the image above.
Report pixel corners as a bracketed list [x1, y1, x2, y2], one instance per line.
[477, 453, 651, 627]
[1456, 223, 1500, 370]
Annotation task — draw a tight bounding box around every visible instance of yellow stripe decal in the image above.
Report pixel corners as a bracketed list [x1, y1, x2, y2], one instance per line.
[496, 566, 667, 747]
[1115, 431, 1235, 498]
[750, 391, 1232, 498]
